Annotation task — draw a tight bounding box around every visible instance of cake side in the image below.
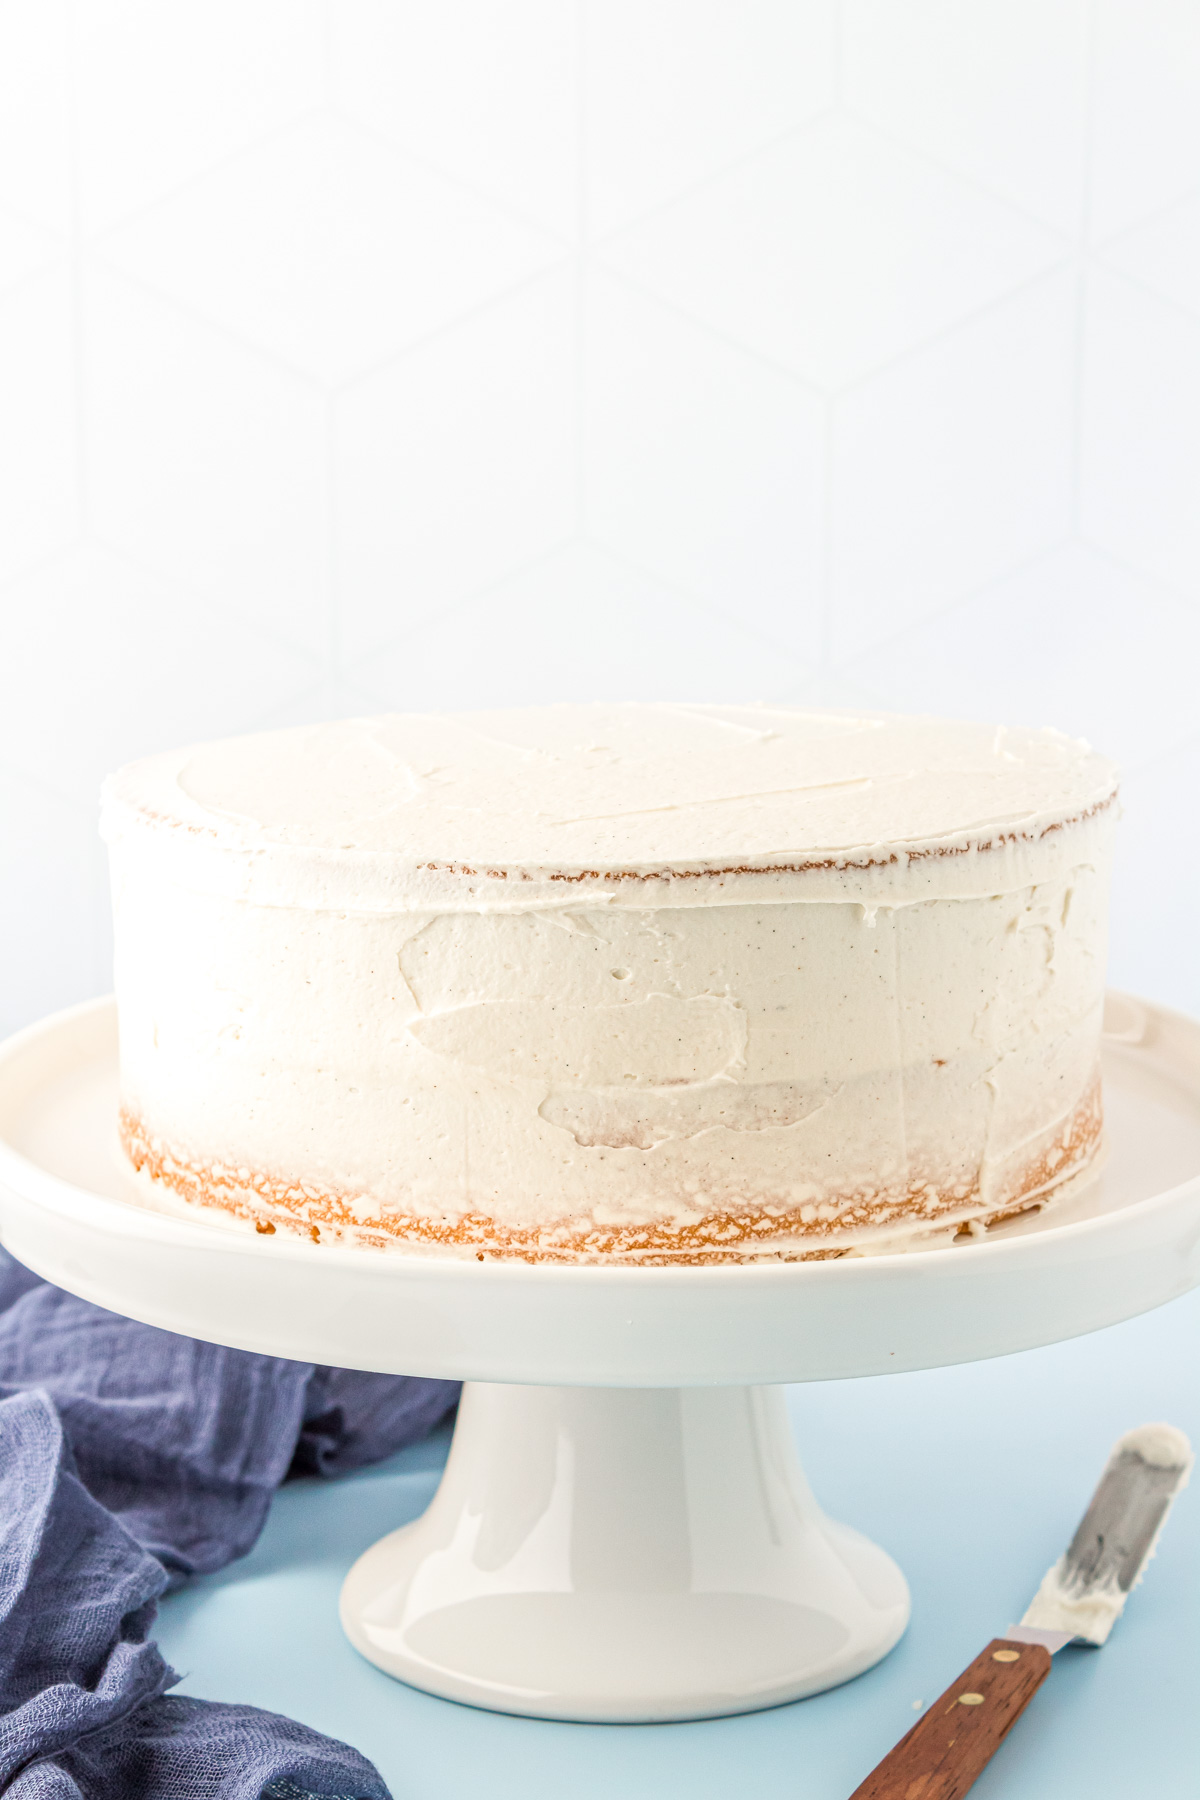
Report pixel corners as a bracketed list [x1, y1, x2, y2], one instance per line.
[117, 1072, 1105, 1263]
[103, 705, 1118, 1264]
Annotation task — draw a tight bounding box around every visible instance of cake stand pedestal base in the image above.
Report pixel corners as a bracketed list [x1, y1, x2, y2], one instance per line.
[339, 1382, 909, 1723]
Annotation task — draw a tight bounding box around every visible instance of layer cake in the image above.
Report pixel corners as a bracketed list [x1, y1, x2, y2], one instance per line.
[102, 705, 1118, 1262]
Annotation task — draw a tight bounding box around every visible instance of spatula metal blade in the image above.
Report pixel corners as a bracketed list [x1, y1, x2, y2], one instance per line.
[1019, 1423, 1193, 1647]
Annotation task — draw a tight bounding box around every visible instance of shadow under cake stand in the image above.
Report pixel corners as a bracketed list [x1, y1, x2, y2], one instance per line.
[0, 993, 1198, 1724]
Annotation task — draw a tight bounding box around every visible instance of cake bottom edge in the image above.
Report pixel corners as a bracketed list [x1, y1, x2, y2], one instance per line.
[116, 1078, 1105, 1266]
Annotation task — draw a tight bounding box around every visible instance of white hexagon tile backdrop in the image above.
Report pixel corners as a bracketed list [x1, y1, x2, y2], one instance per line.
[1, 1, 1199, 1034]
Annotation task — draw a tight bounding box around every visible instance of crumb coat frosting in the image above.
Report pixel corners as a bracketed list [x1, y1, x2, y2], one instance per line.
[103, 705, 1119, 1260]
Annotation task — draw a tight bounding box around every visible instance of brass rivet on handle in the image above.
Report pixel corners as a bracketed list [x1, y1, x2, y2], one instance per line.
[957, 1693, 985, 1706]
[992, 1649, 1021, 1662]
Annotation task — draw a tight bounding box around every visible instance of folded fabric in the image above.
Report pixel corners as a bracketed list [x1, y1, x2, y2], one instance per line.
[0, 1251, 461, 1797]
[0, 1250, 458, 1587]
[0, 1387, 390, 1799]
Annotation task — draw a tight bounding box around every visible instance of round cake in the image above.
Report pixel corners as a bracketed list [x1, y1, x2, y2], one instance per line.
[101, 704, 1118, 1263]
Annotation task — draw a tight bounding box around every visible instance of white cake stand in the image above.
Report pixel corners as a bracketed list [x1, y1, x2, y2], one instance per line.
[0, 994, 1198, 1724]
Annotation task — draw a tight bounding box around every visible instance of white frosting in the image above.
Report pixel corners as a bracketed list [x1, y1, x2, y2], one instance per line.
[101, 706, 1118, 1258]
[1114, 1423, 1194, 1471]
[1021, 1562, 1127, 1646]
[102, 705, 1117, 912]
[1022, 1424, 1192, 1643]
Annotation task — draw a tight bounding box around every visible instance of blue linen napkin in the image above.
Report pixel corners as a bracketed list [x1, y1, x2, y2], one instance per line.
[0, 1250, 460, 1797]
[0, 1251, 458, 1588]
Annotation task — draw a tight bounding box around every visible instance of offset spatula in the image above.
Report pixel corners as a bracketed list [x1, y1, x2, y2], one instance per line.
[850, 1423, 1194, 1800]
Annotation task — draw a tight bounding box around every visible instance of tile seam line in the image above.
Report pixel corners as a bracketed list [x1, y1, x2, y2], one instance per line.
[66, 0, 88, 542]
[831, 0, 845, 105]
[0, 255, 74, 312]
[1091, 175, 1200, 255]
[340, 534, 581, 672]
[1085, 257, 1200, 329]
[319, 0, 336, 109]
[595, 253, 1075, 401]
[91, 97, 572, 269]
[587, 105, 841, 249]
[0, 538, 90, 607]
[831, 535, 1077, 673]
[326, 106, 576, 252]
[89, 238, 572, 393]
[594, 104, 1076, 264]
[574, 534, 814, 664]
[574, 0, 588, 538]
[586, 262, 827, 393]
[828, 256, 1078, 400]
[0, 198, 67, 254]
[82, 530, 332, 670]
[82, 102, 329, 248]
[1069, 0, 1100, 538]
[818, 393, 834, 674]
[334, 256, 575, 397]
[324, 388, 339, 680]
[97, 231, 1079, 406]
[1077, 540, 1200, 624]
[343, 530, 811, 683]
[575, 0, 588, 246]
[834, 104, 1079, 248]
[83, 250, 328, 391]
[241, 674, 385, 738]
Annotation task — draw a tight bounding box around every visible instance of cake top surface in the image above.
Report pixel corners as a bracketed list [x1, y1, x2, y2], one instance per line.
[103, 705, 1117, 876]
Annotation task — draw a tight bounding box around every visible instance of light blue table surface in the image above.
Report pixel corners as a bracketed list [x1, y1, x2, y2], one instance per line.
[157, 1289, 1200, 1799]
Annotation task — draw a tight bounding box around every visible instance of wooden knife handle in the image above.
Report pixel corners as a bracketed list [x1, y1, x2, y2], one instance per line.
[848, 1637, 1052, 1799]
